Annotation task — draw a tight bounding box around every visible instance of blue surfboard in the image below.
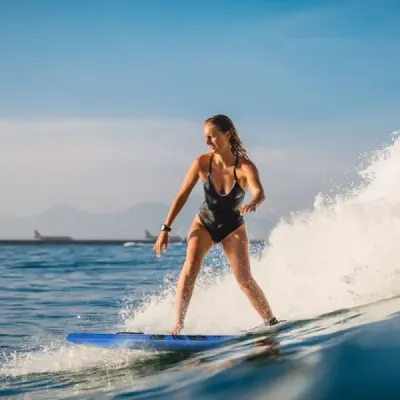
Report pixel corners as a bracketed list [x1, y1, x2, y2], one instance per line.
[66, 331, 241, 351]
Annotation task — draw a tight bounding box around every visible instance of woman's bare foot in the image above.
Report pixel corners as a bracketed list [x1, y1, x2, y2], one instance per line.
[170, 324, 184, 335]
[267, 317, 280, 326]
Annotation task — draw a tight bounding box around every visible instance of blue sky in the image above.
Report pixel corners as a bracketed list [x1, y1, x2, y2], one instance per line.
[0, 0, 399, 217]
[2, 0, 399, 123]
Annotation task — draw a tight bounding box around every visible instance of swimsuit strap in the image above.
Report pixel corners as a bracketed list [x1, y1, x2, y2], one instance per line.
[208, 153, 238, 180]
[208, 153, 214, 175]
[233, 154, 239, 181]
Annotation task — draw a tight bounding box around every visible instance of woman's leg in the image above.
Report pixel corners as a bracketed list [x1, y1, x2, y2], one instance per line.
[172, 216, 213, 334]
[221, 224, 276, 323]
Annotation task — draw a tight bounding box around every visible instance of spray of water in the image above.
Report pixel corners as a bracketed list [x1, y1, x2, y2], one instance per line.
[3, 132, 400, 378]
[123, 132, 400, 334]
[0, 343, 149, 376]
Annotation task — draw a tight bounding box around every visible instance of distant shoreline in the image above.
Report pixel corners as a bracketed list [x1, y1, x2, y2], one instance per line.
[0, 229, 265, 246]
[0, 238, 174, 245]
[0, 238, 265, 246]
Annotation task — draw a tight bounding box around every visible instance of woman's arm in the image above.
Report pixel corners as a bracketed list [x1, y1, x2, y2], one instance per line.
[154, 157, 201, 257]
[239, 161, 266, 215]
[163, 157, 201, 228]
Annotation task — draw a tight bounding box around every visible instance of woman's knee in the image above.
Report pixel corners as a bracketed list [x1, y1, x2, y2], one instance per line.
[183, 257, 202, 278]
[236, 274, 255, 292]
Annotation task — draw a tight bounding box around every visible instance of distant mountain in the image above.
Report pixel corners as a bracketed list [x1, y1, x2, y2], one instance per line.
[0, 196, 279, 240]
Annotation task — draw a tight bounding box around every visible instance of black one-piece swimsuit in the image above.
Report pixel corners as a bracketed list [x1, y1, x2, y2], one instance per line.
[198, 154, 246, 243]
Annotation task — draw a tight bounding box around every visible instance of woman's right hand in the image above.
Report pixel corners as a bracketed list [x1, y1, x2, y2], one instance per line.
[153, 231, 169, 258]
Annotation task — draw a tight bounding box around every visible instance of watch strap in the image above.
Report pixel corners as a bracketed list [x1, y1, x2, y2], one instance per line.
[161, 224, 171, 232]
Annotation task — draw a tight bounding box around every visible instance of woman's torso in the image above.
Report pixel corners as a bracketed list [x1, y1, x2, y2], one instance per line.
[199, 153, 247, 215]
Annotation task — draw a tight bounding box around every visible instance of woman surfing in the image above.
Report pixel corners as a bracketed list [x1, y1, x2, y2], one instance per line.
[154, 114, 279, 334]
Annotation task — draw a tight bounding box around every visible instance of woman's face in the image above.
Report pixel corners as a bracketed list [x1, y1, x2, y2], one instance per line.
[204, 123, 231, 154]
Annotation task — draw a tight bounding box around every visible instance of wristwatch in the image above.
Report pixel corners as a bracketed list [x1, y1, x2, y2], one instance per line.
[160, 224, 171, 232]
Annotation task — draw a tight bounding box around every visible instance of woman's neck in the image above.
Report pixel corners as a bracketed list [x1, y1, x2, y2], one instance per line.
[213, 149, 235, 168]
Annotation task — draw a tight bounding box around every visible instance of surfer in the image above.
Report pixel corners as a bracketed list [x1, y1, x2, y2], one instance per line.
[154, 114, 279, 334]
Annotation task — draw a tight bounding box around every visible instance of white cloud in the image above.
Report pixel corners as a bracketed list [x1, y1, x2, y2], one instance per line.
[0, 118, 201, 167]
[0, 118, 356, 217]
[0, 118, 203, 215]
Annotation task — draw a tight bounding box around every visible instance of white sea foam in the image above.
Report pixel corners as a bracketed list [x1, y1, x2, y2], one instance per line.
[123, 132, 400, 334]
[3, 132, 400, 379]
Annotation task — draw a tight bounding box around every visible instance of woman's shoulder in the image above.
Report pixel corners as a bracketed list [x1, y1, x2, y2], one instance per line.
[237, 155, 255, 168]
[237, 156, 259, 176]
[194, 153, 213, 169]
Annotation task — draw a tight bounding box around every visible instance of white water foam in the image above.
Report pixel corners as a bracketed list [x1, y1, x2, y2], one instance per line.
[123, 132, 400, 334]
[3, 132, 400, 378]
[0, 339, 156, 377]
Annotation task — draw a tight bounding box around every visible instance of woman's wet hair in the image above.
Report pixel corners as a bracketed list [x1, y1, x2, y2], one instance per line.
[205, 114, 250, 159]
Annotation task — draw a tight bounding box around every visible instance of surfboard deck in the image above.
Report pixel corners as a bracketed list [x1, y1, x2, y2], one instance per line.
[66, 331, 241, 351]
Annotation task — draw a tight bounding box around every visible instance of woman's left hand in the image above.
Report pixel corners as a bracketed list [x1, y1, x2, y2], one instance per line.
[239, 203, 256, 215]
